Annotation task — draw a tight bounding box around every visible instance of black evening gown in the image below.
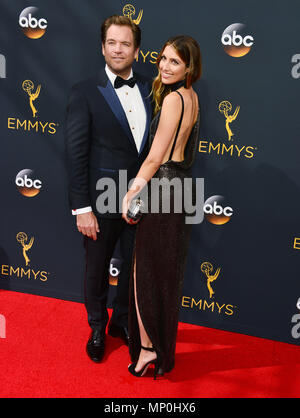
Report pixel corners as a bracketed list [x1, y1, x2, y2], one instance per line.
[128, 91, 200, 374]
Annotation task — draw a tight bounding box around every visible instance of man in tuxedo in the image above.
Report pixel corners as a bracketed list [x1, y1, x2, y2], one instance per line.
[65, 15, 152, 362]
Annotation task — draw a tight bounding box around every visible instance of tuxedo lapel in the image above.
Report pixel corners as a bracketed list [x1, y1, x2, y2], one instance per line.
[97, 70, 136, 148]
[96, 69, 152, 154]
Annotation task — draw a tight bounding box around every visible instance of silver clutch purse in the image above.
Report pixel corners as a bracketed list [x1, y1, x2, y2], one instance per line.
[127, 198, 144, 222]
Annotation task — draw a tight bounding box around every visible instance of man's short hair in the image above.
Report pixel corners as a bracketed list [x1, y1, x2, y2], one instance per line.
[101, 15, 141, 49]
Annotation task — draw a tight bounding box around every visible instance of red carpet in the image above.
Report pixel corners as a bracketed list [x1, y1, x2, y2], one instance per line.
[1, 289, 300, 398]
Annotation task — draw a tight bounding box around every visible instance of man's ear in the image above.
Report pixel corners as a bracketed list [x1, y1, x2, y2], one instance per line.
[134, 47, 139, 60]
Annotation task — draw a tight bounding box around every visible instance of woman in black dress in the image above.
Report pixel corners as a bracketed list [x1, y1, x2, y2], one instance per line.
[122, 35, 201, 378]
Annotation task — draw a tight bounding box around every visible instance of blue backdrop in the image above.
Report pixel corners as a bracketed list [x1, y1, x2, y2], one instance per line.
[0, 0, 300, 345]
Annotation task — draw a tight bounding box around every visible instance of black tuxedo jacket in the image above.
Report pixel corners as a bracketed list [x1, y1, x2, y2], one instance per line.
[65, 68, 152, 218]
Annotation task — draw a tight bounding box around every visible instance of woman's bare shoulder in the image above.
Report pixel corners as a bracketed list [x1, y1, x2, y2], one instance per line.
[161, 91, 183, 107]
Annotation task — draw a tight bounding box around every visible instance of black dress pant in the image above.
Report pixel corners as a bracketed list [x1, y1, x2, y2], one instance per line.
[83, 217, 136, 333]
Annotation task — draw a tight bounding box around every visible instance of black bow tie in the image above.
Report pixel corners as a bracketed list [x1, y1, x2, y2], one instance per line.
[114, 76, 136, 89]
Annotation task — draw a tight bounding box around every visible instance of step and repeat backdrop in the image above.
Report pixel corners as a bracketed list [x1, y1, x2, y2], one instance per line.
[1, 0, 300, 345]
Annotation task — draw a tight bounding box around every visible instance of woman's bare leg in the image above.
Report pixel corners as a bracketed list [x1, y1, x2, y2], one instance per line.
[133, 256, 157, 372]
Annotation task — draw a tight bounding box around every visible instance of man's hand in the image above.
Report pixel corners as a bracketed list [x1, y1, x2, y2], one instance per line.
[76, 212, 100, 241]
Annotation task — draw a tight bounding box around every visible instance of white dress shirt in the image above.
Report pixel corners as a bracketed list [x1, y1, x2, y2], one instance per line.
[72, 65, 147, 215]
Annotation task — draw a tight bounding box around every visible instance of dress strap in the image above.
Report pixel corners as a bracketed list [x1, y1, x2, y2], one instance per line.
[168, 91, 184, 161]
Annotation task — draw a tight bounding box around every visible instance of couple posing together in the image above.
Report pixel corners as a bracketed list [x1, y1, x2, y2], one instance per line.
[65, 15, 201, 379]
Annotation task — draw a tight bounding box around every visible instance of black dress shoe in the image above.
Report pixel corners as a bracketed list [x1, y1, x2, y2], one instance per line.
[107, 321, 129, 345]
[86, 330, 105, 363]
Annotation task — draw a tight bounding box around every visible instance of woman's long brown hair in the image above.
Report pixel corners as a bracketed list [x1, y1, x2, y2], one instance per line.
[152, 35, 202, 115]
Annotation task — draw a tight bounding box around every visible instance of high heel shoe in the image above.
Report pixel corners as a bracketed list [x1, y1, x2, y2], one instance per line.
[128, 346, 160, 380]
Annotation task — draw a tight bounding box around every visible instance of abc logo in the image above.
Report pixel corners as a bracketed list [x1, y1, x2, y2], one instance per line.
[109, 258, 121, 286]
[291, 54, 300, 79]
[222, 23, 254, 57]
[15, 169, 42, 197]
[204, 195, 233, 225]
[291, 298, 300, 339]
[19, 7, 47, 39]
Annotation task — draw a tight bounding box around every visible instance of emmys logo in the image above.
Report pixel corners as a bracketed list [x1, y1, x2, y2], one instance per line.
[201, 262, 221, 299]
[15, 169, 42, 197]
[293, 237, 300, 250]
[291, 54, 300, 79]
[19, 7, 47, 39]
[222, 23, 254, 57]
[122, 4, 143, 25]
[22, 80, 41, 118]
[16, 232, 34, 266]
[0, 232, 49, 283]
[204, 195, 233, 225]
[136, 50, 158, 65]
[7, 80, 58, 135]
[181, 260, 236, 316]
[0, 54, 6, 78]
[199, 100, 257, 159]
[219, 101, 240, 141]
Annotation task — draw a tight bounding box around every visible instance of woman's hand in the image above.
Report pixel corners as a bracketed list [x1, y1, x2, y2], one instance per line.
[122, 190, 139, 225]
